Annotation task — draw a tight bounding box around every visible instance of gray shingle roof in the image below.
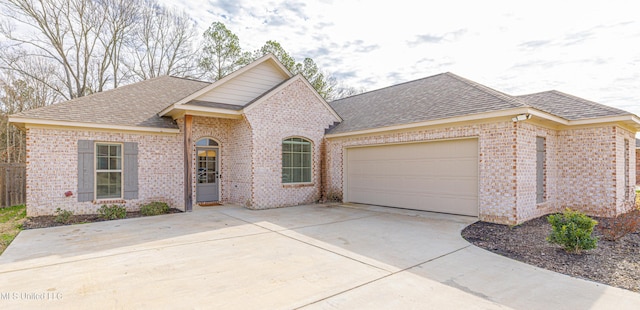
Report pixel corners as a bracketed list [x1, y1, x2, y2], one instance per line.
[516, 90, 630, 120]
[12, 76, 210, 129]
[328, 72, 528, 134]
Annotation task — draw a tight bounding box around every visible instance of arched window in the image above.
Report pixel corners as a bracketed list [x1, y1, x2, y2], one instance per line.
[196, 138, 218, 147]
[282, 137, 312, 183]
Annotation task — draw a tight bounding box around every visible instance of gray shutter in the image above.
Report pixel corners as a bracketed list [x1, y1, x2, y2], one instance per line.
[77, 140, 94, 202]
[123, 142, 139, 199]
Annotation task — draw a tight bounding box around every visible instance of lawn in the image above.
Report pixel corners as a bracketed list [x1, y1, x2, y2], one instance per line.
[0, 204, 26, 255]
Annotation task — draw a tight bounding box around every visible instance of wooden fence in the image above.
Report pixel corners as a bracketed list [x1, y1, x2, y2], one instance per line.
[0, 163, 26, 208]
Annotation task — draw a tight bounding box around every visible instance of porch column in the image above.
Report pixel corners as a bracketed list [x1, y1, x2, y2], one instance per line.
[184, 115, 193, 211]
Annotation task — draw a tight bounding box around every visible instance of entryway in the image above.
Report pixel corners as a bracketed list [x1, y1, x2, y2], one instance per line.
[195, 138, 219, 202]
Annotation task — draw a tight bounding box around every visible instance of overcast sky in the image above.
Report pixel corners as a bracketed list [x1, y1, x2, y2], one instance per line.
[163, 0, 640, 116]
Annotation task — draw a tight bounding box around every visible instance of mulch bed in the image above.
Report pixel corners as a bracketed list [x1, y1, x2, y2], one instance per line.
[462, 216, 640, 292]
[22, 208, 183, 230]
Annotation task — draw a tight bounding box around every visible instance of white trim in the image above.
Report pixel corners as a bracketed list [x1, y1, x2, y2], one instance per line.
[9, 117, 181, 134]
[244, 74, 342, 122]
[159, 54, 292, 117]
[194, 142, 221, 203]
[166, 105, 243, 119]
[94, 142, 124, 201]
[282, 136, 314, 184]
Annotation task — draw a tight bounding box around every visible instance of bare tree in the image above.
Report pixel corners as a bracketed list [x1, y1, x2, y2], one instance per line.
[0, 0, 113, 99]
[125, 1, 198, 80]
[0, 69, 58, 163]
[98, 0, 141, 89]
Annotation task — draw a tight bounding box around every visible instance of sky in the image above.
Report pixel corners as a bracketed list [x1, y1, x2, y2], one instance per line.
[162, 0, 640, 116]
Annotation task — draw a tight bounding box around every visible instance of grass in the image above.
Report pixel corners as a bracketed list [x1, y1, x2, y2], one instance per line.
[0, 204, 26, 255]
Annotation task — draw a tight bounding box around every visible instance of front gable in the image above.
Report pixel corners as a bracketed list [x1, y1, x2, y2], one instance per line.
[193, 60, 290, 107]
[160, 54, 294, 118]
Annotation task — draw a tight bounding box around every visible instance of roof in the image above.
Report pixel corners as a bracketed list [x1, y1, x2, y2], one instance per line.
[328, 72, 528, 134]
[516, 90, 630, 120]
[328, 72, 637, 135]
[12, 76, 210, 129]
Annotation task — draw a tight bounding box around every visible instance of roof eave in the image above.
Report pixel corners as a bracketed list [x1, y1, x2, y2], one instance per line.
[166, 105, 243, 120]
[8, 117, 181, 134]
[326, 108, 640, 138]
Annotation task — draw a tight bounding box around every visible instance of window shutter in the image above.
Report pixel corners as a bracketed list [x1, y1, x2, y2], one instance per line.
[123, 142, 139, 199]
[77, 140, 94, 202]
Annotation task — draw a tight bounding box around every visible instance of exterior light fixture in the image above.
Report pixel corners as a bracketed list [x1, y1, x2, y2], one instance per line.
[512, 113, 532, 122]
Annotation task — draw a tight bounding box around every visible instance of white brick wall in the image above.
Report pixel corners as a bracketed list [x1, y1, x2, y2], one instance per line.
[325, 121, 637, 225]
[25, 127, 184, 216]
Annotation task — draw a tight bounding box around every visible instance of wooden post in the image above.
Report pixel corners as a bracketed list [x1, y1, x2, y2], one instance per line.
[4, 167, 9, 208]
[184, 115, 193, 212]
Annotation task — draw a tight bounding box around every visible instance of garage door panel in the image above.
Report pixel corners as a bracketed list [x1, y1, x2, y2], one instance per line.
[346, 139, 478, 216]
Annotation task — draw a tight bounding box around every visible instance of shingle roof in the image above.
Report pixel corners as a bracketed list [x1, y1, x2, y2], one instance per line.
[516, 90, 630, 120]
[328, 72, 528, 134]
[12, 76, 210, 129]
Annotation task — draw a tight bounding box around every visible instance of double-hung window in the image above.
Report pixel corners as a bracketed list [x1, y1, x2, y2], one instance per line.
[95, 143, 123, 199]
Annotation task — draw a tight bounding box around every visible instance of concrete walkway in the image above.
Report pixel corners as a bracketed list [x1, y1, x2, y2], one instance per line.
[0, 204, 638, 309]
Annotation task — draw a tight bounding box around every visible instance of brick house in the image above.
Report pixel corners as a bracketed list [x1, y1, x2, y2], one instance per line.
[9, 55, 640, 225]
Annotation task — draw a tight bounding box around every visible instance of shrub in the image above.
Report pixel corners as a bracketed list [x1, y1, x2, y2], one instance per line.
[54, 208, 74, 224]
[599, 208, 640, 241]
[140, 202, 170, 216]
[98, 204, 127, 220]
[547, 209, 598, 253]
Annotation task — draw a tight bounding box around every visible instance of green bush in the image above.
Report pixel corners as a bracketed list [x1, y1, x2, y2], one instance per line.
[98, 204, 127, 220]
[547, 209, 598, 253]
[54, 208, 74, 224]
[140, 202, 170, 216]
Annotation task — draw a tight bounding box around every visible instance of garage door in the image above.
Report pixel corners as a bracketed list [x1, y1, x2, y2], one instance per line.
[345, 139, 478, 216]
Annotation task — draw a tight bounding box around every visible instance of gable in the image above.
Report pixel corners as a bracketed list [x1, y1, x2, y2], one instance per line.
[194, 60, 290, 106]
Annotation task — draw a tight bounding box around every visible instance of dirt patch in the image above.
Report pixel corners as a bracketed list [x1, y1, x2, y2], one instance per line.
[22, 208, 184, 230]
[462, 216, 640, 292]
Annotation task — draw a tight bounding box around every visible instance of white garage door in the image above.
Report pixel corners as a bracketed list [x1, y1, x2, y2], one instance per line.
[345, 139, 478, 216]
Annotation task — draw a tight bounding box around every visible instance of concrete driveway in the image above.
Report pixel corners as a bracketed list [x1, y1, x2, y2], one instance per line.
[0, 204, 638, 309]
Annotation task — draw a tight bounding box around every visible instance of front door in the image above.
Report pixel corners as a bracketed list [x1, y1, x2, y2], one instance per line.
[196, 147, 219, 202]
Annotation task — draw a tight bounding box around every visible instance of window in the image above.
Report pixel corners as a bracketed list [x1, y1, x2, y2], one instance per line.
[95, 143, 122, 199]
[536, 137, 546, 203]
[282, 138, 312, 183]
[196, 138, 218, 147]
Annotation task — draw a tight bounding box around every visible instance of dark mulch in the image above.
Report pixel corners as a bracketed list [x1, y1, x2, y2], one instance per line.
[462, 216, 640, 292]
[22, 208, 184, 230]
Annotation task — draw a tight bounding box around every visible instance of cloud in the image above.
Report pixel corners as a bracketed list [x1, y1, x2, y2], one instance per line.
[519, 40, 553, 49]
[282, 0, 307, 18]
[386, 71, 405, 83]
[411, 34, 446, 45]
[357, 77, 377, 88]
[303, 46, 331, 58]
[340, 40, 379, 53]
[407, 29, 467, 47]
[511, 59, 564, 69]
[210, 0, 243, 15]
[333, 71, 357, 80]
[562, 29, 595, 46]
